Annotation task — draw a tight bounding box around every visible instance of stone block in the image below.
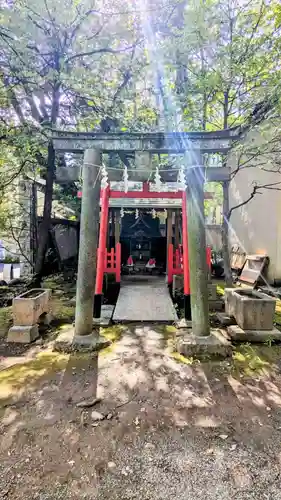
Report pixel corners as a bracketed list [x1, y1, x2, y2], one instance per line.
[53, 327, 111, 353]
[172, 275, 184, 298]
[208, 283, 217, 300]
[177, 329, 232, 358]
[93, 305, 115, 326]
[227, 325, 281, 343]
[225, 288, 275, 330]
[215, 312, 236, 327]
[12, 289, 51, 327]
[7, 325, 39, 343]
[209, 299, 224, 311]
[224, 287, 241, 317]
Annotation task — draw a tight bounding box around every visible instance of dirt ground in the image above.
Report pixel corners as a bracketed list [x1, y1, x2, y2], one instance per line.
[1, 321, 281, 500]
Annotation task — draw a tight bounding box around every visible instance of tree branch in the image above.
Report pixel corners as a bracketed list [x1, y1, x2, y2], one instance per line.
[0, 160, 30, 190]
[228, 181, 281, 219]
[66, 42, 140, 63]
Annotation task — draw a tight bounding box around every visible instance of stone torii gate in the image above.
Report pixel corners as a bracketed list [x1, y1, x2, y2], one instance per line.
[53, 129, 239, 346]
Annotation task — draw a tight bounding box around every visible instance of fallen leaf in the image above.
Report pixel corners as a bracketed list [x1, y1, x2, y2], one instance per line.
[219, 434, 228, 440]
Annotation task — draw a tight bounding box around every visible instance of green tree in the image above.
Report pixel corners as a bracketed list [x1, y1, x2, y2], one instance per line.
[158, 0, 281, 282]
[0, 0, 145, 274]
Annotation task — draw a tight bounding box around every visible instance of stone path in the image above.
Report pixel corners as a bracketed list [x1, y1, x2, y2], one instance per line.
[113, 276, 178, 323]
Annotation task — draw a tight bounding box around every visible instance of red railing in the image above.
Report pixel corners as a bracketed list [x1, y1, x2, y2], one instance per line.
[168, 243, 212, 288]
[168, 244, 183, 285]
[206, 246, 212, 273]
[104, 243, 121, 283]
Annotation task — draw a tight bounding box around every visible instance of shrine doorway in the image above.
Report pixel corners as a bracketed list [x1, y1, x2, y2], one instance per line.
[119, 211, 166, 274]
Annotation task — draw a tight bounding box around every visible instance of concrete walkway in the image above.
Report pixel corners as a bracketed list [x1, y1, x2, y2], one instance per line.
[113, 276, 178, 323]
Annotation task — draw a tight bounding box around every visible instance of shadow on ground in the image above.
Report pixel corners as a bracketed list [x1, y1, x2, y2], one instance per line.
[1, 324, 281, 499]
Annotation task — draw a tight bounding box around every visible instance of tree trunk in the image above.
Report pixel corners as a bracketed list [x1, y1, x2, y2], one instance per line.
[34, 141, 55, 276]
[222, 90, 232, 286]
[222, 180, 232, 286]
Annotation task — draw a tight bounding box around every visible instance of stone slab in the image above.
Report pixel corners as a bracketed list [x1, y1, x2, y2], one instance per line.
[227, 325, 281, 343]
[7, 325, 39, 344]
[215, 312, 236, 327]
[93, 305, 115, 326]
[113, 278, 178, 323]
[53, 328, 111, 353]
[177, 329, 232, 358]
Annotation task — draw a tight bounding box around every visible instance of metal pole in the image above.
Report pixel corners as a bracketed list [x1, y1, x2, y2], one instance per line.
[75, 149, 101, 336]
[186, 164, 210, 336]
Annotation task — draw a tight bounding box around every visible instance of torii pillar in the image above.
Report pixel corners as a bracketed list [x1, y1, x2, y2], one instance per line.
[75, 149, 101, 336]
[185, 156, 210, 336]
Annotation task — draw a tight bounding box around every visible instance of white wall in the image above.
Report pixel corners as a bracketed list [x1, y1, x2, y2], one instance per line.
[229, 144, 281, 283]
[205, 225, 222, 251]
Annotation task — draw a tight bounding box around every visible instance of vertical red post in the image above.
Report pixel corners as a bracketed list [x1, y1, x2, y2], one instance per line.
[182, 192, 190, 295]
[206, 246, 212, 275]
[116, 242, 121, 283]
[175, 248, 180, 269]
[110, 248, 114, 271]
[167, 243, 173, 285]
[94, 186, 109, 317]
[182, 191, 191, 320]
[143, 181, 149, 194]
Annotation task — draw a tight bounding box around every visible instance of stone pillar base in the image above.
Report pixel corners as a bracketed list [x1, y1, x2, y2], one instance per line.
[53, 327, 111, 353]
[7, 325, 39, 343]
[177, 329, 232, 358]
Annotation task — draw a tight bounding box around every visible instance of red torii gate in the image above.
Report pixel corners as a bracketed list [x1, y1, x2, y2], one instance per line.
[78, 182, 212, 319]
[167, 192, 211, 296]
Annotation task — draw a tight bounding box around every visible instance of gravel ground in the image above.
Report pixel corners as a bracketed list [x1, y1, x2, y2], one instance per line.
[1, 325, 281, 499]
